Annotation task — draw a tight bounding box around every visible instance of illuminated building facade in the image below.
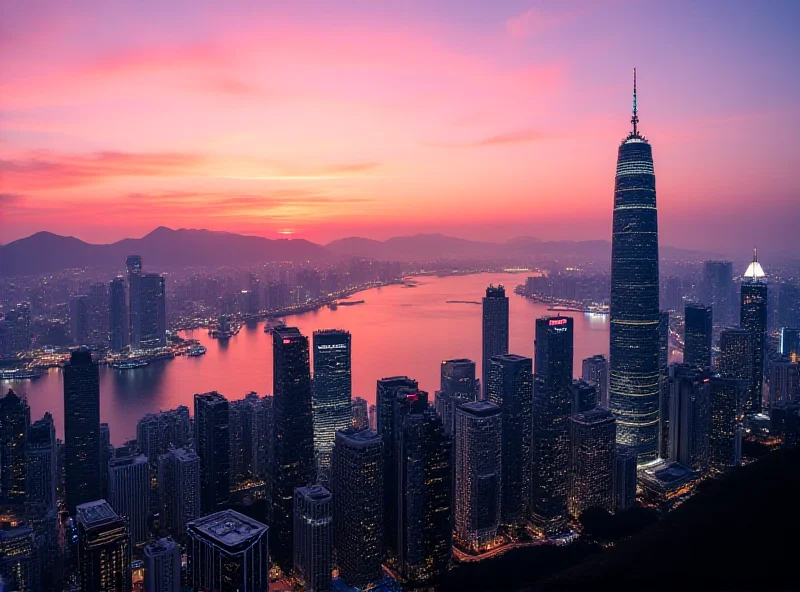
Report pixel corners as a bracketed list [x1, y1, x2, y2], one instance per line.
[666, 365, 711, 474]
[76, 500, 132, 592]
[436, 358, 479, 437]
[482, 285, 509, 398]
[637, 460, 698, 509]
[109, 277, 127, 351]
[740, 249, 767, 414]
[684, 303, 713, 369]
[531, 316, 573, 536]
[768, 357, 800, 407]
[702, 260, 734, 326]
[107, 452, 150, 545]
[708, 376, 742, 474]
[569, 407, 616, 518]
[351, 397, 369, 429]
[780, 327, 799, 358]
[26, 412, 56, 510]
[157, 447, 200, 543]
[293, 485, 333, 592]
[609, 71, 661, 462]
[581, 354, 608, 407]
[139, 273, 167, 349]
[143, 537, 181, 592]
[126, 255, 143, 349]
[613, 444, 637, 513]
[193, 392, 230, 514]
[0, 389, 29, 505]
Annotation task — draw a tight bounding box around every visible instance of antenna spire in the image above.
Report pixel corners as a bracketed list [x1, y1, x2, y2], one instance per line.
[753, 246, 758, 263]
[631, 68, 639, 136]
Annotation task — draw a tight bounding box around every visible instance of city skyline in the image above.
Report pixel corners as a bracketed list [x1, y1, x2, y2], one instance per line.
[2, 1, 799, 252]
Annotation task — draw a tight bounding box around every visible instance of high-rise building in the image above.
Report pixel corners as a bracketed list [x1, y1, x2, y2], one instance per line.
[572, 379, 598, 415]
[482, 285, 509, 398]
[193, 392, 230, 514]
[780, 327, 799, 357]
[157, 447, 200, 542]
[436, 358, 479, 437]
[702, 261, 734, 326]
[143, 537, 181, 592]
[26, 412, 56, 510]
[666, 365, 711, 474]
[229, 397, 256, 484]
[331, 428, 384, 591]
[569, 408, 616, 518]
[70, 294, 90, 344]
[684, 303, 713, 369]
[139, 273, 167, 349]
[768, 357, 800, 407]
[351, 397, 369, 429]
[0, 522, 38, 591]
[76, 500, 132, 592]
[454, 401, 502, 553]
[658, 310, 670, 373]
[250, 394, 273, 482]
[293, 485, 333, 592]
[740, 249, 768, 414]
[186, 510, 269, 592]
[531, 316, 573, 536]
[107, 452, 150, 545]
[127, 255, 143, 349]
[609, 71, 661, 461]
[375, 375, 419, 555]
[719, 328, 754, 397]
[271, 326, 315, 572]
[0, 389, 29, 505]
[708, 376, 742, 474]
[395, 407, 452, 583]
[0, 302, 31, 357]
[778, 282, 800, 330]
[486, 354, 532, 528]
[582, 355, 609, 407]
[312, 329, 352, 481]
[63, 349, 102, 513]
[87, 282, 109, 346]
[612, 444, 637, 513]
[109, 277, 127, 351]
[771, 402, 800, 448]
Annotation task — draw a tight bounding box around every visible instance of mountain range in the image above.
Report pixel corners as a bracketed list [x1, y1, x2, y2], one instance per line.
[0, 227, 710, 276]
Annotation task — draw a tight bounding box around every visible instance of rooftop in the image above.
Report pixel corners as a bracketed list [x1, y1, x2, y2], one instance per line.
[336, 427, 381, 448]
[639, 460, 695, 487]
[296, 484, 332, 502]
[143, 537, 179, 558]
[76, 500, 120, 528]
[460, 400, 501, 417]
[188, 510, 267, 548]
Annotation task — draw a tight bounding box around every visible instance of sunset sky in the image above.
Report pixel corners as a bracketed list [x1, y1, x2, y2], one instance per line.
[2, 0, 798, 252]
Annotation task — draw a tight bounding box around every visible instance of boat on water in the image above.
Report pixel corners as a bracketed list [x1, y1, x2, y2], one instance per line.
[111, 359, 149, 370]
[0, 368, 45, 381]
[337, 299, 365, 306]
[445, 300, 480, 305]
[187, 345, 207, 357]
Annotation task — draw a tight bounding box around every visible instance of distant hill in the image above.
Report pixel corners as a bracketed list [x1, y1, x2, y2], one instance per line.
[0, 227, 327, 276]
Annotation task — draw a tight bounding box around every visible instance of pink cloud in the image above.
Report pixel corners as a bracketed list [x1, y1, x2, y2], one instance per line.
[506, 8, 564, 40]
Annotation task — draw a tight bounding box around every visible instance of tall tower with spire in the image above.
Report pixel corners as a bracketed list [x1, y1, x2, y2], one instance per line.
[609, 70, 661, 462]
[740, 247, 767, 414]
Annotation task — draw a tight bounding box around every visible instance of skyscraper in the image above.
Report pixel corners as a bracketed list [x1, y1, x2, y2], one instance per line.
[719, 328, 755, 396]
[666, 365, 711, 474]
[63, 349, 102, 513]
[127, 255, 143, 349]
[531, 316, 573, 536]
[486, 354, 533, 528]
[612, 444, 637, 513]
[780, 327, 800, 358]
[482, 285, 509, 398]
[582, 354, 609, 407]
[312, 329, 352, 481]
[0, 389, 29, 505]
[436, 358, 479, 437]
[684, 303, 713, 369]
[70, 294, 90, 344]
[143, 538, 181, 592]
[107, 452, 150, 545]
[331, 428, 384, 591]
[139, 273, 166, 348]
[0, 522, 37, 591]
[271, 326, 315, 572]
[572, 379, 598, 415]
[609, 70, 661, 462]
[26, 412, 56, 510]
[351, 397, 369, 429]
[76, 500, 132, 592]
[186, 510, 269, 592]
[768, 357, 800, 408]
[157, 447, 200, 542]
[702, 261, 734, 326]
[109, 277, 127, 351]
[740, 248, 768, 414]
[569, 407, 616, 518]
[453, 401, 502, 553]
[87, 282, 109, 346]
[229, 397, 256, 484]
[708, 376, 742, 474]
[193, 392, 230, 514]
[293, 485, 333, 592]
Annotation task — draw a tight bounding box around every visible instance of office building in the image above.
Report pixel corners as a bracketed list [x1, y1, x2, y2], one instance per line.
[0, 302, 31, 357]
[26, 412, 56, 510]
[127, 255, 143, 348]
[351, 397, 369, 429]
[482, 285, 509, 398]
[666, 365, 711, 474]
[331, 428, 384, 591]
[250, 394, 273, 481]
[271, 326, 315, 572]
[158, 447, 200, 542]
[139, 273, 166, 349]
[486, 354, 533, 528]
[109, 276, 127, 351]
[780, 327, 799, 357]
[613, 444, 637, 513]
[718, 328, 755, 404]
[293, 485, 333, 592]
[0, 522, 38, 592]
[768, 357, 800, 407]
[63, 349, 102, 513]
[771, 402, 800, 448]
[454, 401, 502, 553]
[194, 392, 230, 514]
[312, 329, 352, 481]
[609, 71, 661, 462]
[0, 389, 29, 505]
[708, 377, 742, 474]
[702, 261, 734, 326]
[143, 538, 181, 592]
[531, 316, 573, 536]
[229, 397, 256, 483]
[684, 303, 713, 369]
[436, 358, 479, 436]
[638, 460, 698, 509]
[572, 379, 598, 415]
[778, 283, 800, 329]
[107, 452, 150, 545]
[582, 354, 608, 407]
[76, 500, 132, 592]
[186, 510, 269, 592]
[740, 249, 768, 414]
[70, 294, 90, 344]
[569, 408, 616, 518]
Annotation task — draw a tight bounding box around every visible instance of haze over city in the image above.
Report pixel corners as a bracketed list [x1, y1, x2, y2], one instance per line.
[2, 0, 798, 252]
